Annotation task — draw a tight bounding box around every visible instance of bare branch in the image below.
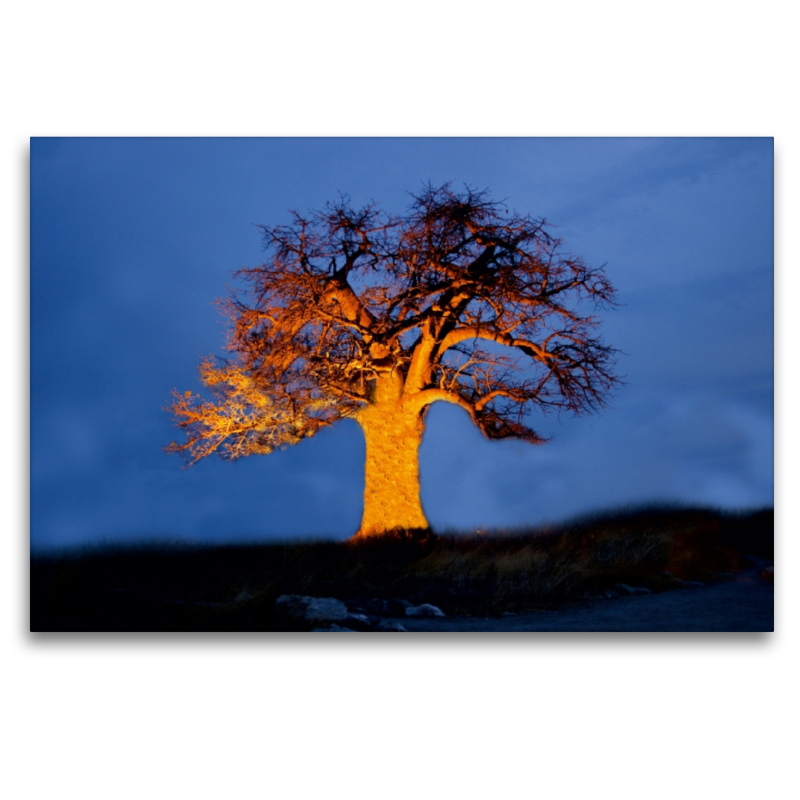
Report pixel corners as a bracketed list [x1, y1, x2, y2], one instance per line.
[168, 183, 619, 465]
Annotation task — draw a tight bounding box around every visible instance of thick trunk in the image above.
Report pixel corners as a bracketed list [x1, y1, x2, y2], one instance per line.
[354, 374, 428, 538]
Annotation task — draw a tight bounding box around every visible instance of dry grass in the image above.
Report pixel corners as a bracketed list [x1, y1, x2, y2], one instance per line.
[30, 504, 773, 630]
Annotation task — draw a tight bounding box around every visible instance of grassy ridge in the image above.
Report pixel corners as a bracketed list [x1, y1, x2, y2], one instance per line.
[30, 505, 773, 631]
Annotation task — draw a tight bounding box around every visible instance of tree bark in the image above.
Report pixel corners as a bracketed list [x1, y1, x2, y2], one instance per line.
[354, 374, 429, 538]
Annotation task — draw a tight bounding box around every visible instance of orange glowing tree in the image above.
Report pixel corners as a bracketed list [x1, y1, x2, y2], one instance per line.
[167, 184, 619, 537]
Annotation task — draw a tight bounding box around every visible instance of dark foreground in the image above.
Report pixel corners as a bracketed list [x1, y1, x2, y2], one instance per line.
[31, 506, 773, 632]
[401, 559, 774, 632]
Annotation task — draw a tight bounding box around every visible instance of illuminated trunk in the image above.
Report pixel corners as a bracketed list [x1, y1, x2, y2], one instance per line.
[355, 374, 429, 538]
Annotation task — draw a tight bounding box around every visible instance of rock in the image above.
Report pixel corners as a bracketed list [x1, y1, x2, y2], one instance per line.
[275, 595, 349, 621]
[760, 566, 774, 583]
[615, 584, 652, 595]
[306, 597, 349, 620]
[377, 620, 408, 631]
[343, 613, 375, 631]
[362, 598, 413, 617]
[405, 603, 446, 617]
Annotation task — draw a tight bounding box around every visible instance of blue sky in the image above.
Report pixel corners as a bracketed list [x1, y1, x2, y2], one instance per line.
[30, 137, 773, 550]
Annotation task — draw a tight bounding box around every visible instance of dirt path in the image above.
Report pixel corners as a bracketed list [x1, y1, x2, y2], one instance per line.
[400, 560, 774, 632]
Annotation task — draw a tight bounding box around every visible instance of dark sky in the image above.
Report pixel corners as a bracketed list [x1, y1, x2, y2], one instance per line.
[30, 137, 773, 551]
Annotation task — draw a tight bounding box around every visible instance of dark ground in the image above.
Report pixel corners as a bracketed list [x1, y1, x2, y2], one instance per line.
[30, 506, 774, 632]
[400, 558, 774, 632]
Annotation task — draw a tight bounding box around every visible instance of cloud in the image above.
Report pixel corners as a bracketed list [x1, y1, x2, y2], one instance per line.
[420, 387, 773, 533]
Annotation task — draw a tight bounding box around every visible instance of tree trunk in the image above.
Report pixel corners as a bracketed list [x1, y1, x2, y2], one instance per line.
[355, 376, 429, 538]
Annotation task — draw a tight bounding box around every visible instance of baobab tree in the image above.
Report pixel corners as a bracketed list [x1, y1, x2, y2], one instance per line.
[167, 184, 619, 537]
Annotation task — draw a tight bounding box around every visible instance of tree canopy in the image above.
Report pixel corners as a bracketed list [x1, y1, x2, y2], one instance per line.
[167, 183, 619, 467]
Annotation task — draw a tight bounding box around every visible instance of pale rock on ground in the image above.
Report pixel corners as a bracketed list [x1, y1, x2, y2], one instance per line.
[616, 584, 652, 595]
[275, 594, 422, 630]
[377, 620, 408, 631]
[405, 603, 446, 617]
[275, 594, 349, 621]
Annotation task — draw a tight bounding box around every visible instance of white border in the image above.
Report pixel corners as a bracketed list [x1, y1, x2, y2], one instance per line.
[5, 3, 797, 798]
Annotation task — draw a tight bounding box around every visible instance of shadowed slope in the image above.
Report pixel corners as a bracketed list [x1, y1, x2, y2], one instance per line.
[31, 505, 772, 631]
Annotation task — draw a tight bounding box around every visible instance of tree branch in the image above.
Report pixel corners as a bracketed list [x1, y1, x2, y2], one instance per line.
[439, 326, 555, 362]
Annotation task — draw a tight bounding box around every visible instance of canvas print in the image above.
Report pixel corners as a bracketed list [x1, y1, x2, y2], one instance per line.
[30, 138, 774, 631]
